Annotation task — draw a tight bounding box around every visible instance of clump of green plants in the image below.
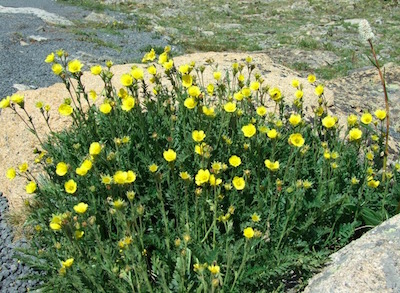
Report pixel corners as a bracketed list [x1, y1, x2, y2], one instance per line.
[2, 45, 399, 292]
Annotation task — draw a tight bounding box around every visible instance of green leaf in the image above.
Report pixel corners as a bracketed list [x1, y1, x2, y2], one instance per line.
[360, 207, 382, 226]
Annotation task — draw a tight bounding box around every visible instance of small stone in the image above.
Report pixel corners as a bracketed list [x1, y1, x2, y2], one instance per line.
[85, 12, 115, 23]
[20, 41, 29, 46]
[28, 35, 47, 42]
[13, 84, 31, 91]
[201, 31, 214, 37]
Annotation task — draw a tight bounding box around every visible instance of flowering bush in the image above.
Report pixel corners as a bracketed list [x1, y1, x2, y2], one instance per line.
[3, 46, 400, 292]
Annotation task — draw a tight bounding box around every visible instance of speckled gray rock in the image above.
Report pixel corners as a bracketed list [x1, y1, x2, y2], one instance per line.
[304, 214, 400, 293]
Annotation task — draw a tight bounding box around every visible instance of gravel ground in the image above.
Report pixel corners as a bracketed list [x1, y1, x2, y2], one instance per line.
[0, 0, 170, 291]
[0, 0, 172, 98]
[0, 193, 39, 292]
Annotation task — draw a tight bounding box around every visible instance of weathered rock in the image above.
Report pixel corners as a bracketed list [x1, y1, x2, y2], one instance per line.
[0, 5, 74, 26]
[28, 35, 47, 42]
[304, 214, 400, 293]
[84, 12, 116, 24]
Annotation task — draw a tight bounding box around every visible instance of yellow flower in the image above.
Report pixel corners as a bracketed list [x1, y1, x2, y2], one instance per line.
[75, 230, 84, 239]
[65, 179, 77, 194]
[347, 114, 358, 126]
[269, 87, 282, 102]
[251, 213, 261, 222]
[229, 155, 242, 167]
[224, 102, 236, 113]
[259, 126, 268, 133]
[0, 96, 10, 108]
[201, 85, 212, 98]
[234, 92, 244, 101]
[163, 149, 177, 162]
[211, 161, 222, 174]
[26, 181, 37, 194]
[6, 168, 16, 180]
[131, 67, 144, 80]
[19, 162, 28, 173]
[180, 171, 191, 180]
[121, 96, 135, 111]
[125, 170, 136, 183]
[232, 176, 245, 190]
[149, 164, 158, 173]
[147, 65, 157, 75]
[192, 130, 206, 142]
[267, 129, 278, 139]
[114, 171, 128, 184]
[58, 104, 73, 116]
[208, 264, 220, 275]
[90, 65, 102, 75]
[195, 169, 210, 186]
[76, 166, 88, 176]
[184, 97, 197, 109]
[68, 60, 83, 73]
[142, 48, 156, 62]
[158, 52, 168, 64]
[101, 175, 113, 185]
[315, 84, 324, 96]
[179, 64, 189, 74]
[112, 199, 126, 209]
[99, 103, 112, 114]
[45, 52, 55, 63]
[61, 258, 74, 268]
[324, 151, 331, 160]
[202, 106, 215, 117]
[351, 177, 360, 185]
[288, 133, 305, 147]
[243, 227, 254, 239]
[303, 180, 313, 189]
[250, 81, 260, 91]
[50, 215, 63, 231]
[209, 174, 222, 186]
[322, 116, 336, 128]
[213, 71, 222, 80]
[307, 74, 316, 83]
[73, 202, 88, 214]
[241, 124, 256, 138]
[188, 86, 201, 98]
[360, 113, 373, 125]
[291, 79, 300, 88]
[374, 109, 386, 120]
[241, 87, 251, 97]
[256, 106, 267, 116]
[121, 74, 133, 87]
[11, 94, 24, 105]
[52, 63, 63, 75]
[367, 178, 380, 188]
[89, 142, 102, 155]
[182, 74, 193, 88]
[366, 152, 374, 160]
[349, 128, 362, 141]
[295, 90, 303, 99]
[89, 90, 97, 101]
[163, 60, 174, 70]
[246, 56, 253, 63]
[289, 113, 302, 126]
[264, 159, 279, 171]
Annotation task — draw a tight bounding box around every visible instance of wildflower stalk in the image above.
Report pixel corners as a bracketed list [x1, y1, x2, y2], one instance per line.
[11, 105, 44, 146]
[368, 39, 390, 181]
[156, 180, 171, 252]
[230, 241, 249, 291]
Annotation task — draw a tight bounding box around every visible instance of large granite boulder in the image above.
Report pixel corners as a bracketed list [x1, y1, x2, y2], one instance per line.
[304, 214, 400, 293]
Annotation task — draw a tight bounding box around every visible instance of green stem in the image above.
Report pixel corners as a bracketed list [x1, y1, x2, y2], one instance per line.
[368, 39, 390, 182]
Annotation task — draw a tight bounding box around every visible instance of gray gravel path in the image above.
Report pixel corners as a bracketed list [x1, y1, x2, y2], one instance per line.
[0, 0, 172, 98]
[0, 1, 171, 291]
